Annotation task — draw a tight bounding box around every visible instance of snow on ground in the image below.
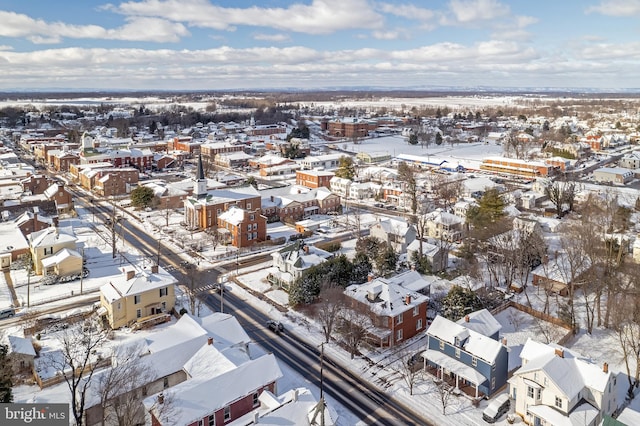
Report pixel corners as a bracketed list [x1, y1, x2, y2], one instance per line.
[337, 134, 504, 170]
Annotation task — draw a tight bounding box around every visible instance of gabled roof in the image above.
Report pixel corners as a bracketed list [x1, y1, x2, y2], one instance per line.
[40, 247, 81, 268]
[99, 265, 177, 302]
[516, 338, 612, 401]
[27, 226, 76, 248]
[8, 335, 36, 356]
[428, 315, 504, 363]
[457, 309, 502, 337]
[345, 276, 427, 317]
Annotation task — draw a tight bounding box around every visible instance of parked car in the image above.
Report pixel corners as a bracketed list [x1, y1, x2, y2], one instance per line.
[0, 307, 15, 319]
[482, 393, 510, 423]
[373, 202, 384, 208]
[266, 320, 284, 333]
[385, 205, 397, 211]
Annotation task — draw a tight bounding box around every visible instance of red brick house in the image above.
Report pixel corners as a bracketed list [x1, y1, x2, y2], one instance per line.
[43, 182, 74, 213]
[296, 170, 334, 189]
[51, 151, 81, 173]
[21, 174, 50, 195]
[217, 206, 267, 248]
[344, 271, 430, 347]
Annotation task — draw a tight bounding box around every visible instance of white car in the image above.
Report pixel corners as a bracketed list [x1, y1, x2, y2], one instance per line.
[482, 393, 510, 423]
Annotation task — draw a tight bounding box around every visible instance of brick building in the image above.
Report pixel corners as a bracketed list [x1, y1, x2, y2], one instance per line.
[295, 170, 334, 189]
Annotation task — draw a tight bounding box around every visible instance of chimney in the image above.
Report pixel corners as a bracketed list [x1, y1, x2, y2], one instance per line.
[554, 348, 564, 358]
[126, 269, 135, 280]
[207, 336, 214, 345]
[502, 337, 507, 346]
[303, 245, 309, 254]
[293, 389, 299, 402]
[367, 274, 374, 282]
[405, 294, 411, 305]
[464, 315, 470, 322]
[253, 412, 260, 424]
[157, 393, 164, 404]
[270, 195, 274, 202]
[151, 264, 158, 274]
[603, 362, 609, 373]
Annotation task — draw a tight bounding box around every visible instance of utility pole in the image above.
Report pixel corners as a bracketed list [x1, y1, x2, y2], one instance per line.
[111, 198, 117, 259]
[156, 239, 161, 267]
[80, 248, 84, 295]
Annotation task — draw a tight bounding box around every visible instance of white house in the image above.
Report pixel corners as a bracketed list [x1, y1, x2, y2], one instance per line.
[329, 176, 351, 197]
[508, 338, 617, 426]
[369, 218, 417, 253]
[269, 241, 333, 290]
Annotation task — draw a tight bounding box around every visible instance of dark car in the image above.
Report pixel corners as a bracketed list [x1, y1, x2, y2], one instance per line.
[385, 205, 397, 210]
[266, 320, 284, 333]
[373, 202, 384, 208]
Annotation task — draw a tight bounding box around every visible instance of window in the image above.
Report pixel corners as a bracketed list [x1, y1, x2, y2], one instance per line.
[439, 340, 445, 350]
[472, 356, 477, 367]
[250, 214, 255, 221]
[396, 329, 403, 341]
[163, 377, 169, 389]
[44, 247, 53, 255]
[162, 302, 166, 310]
[416, 319, 423, 330]
[253, 223, 257, 230]
[247, 203, 252, 210]
[136, 309, 142, 318]
[217, 208, 221, 214]
[555, 396, 562, 409]
[491, 377, 496, 390]
[198, 420, 204, 426]
[160, 287, 168, 297]
[455, 348, 460, 358]
[134, 295, 141, 304]
[223, 406, 230, 421]
[396, 314, 403, 325]
[413, 306, 419, 317]
[208, 414, 215, 426]
[247, 224, 251, 232]
[527, 386, 534, 398]
[536, 389, 541, 400]
[253, 392, 259, 407]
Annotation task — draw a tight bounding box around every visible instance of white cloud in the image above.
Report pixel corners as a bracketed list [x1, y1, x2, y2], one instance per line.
[371, 30, 405, 40]
[377, 3, 436, 21]
[440, 0, 510, 26]
[113, 0, 384, 35]
[586, 0, 640, 16]
[253, 33, 291, 42]
[0, 11, 189, 44]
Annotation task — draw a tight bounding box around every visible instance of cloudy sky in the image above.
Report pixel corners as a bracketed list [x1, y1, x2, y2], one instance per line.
[0, 0, 639, 91]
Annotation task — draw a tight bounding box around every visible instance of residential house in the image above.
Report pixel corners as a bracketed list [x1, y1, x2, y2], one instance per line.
[217, 206, 267, 248]
[300, 154, 344, 170]
[7, 335, 36, 375]
[344, 273, 429, 347]
[532, 254, 591, 296]
[422, 209, 465, 242]
[83, 313, 279, 426]
[51, 150, 80, 173]
[98, 265, 176, 329]
[421, 314, 509, 398]
[296, 170, 334, 189]
[27, 226, 81, 276]
[14, 206, 57, 239]
[329, 176, 351, 197]
[456, 309, 502, 341]
[619, 152, 640, 170]
[508, 338, 617, 426]
[370, 218, 417, 253]
[215, 152, 253, 169]
[269, 241, 333, 290]
[261, 186, 340, 223]
[348, 181, 381, 200]
[0, 221, 30, 269]
[20, 174, 50, 195]
[43, 181, 74, 214]
[406, 239, 448, 273]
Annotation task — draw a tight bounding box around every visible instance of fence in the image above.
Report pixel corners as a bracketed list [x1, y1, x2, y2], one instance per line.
[491, 300, 574, 345]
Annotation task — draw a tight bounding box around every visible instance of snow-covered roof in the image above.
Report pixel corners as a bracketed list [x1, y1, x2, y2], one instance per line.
[428, 315, 504, 363]
[0, 222, 29, 254]
[99, 265, 177, 302]
[147, 354, 282, 426]
[8, 335, 36, 356]
[345, 276, 427, 317]
[28, 226, 76, 248]
[516, 338, 612, 401]
[218, 206, 246, 226]
[457, 309, 502, 337]
[40, 247, 81, 268]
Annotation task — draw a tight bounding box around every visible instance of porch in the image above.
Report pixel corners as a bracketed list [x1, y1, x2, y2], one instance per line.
[421, 349, 487, 400]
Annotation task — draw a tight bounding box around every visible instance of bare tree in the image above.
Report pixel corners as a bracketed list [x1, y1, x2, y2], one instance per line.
[544, 179, 577, 218]
[44, 321, 107, 426]
[430, 173, 463, 210]
[390, 350, 423, 396]
[312, 284, 347, 343]
[182, 263, 202, 315]
[93, 343, 156, 426]
[434, 380, 453, 415]
[145, 389, 178, 425]
[337, 303, 373, 359]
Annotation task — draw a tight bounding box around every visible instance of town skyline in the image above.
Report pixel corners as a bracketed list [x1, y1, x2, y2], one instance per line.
[1, 0, 640, 91]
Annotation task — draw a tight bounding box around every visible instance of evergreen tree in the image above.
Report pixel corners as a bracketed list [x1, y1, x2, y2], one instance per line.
[0, 343, 14, 403]
[130, 186, 155, 209]
[466, 188, 505, 228]
[441, 286, 483, 321]
[334, 156, 356, 180]
[408, 133, 418, 145]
